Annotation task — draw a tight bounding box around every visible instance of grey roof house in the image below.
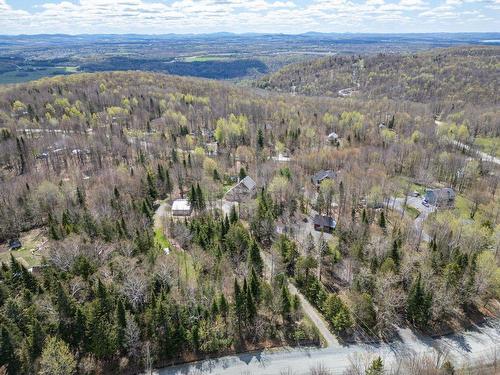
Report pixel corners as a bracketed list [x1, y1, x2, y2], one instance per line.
[424, 188, 455, 208]
[311, 170, 336, 187]
[225, 176, 257, 202]
[313, 215, 336, 233]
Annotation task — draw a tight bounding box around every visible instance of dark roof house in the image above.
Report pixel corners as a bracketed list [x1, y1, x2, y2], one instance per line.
[313, 215, 336, 233]
[424, 188, 455, 208]
[311, 170, 336, 187]
[9, 239, 22, 250]
[225, 176, 257, 202]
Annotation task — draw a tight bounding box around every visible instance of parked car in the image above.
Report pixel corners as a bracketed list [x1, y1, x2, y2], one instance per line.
[422, 199, 429, 207]
[412, 191, 420, 197]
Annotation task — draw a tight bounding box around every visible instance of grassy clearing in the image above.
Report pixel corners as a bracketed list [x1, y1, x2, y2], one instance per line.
[474, 137, 500, 157]
[177, 250, 197, 285]
[0, 67, 79, 84]
[454, 195, 472, 219]
[391, 176, 427, 197]
[0, 229, 47, 268]
[154, 227, 171, 249]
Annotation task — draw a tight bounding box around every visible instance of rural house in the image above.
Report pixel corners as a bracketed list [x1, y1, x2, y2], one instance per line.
[225, 176, 257, 202]
[9, 238, 22, 250]
[424, 188, 455, 208]
[313, 215, 336, 233]
[311, 169, 336, 187]
[327, 132, 339, 144]
[172, 199, 192, 216]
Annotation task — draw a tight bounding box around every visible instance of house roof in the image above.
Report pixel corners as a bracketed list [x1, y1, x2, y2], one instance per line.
[327, 132, 338, 140]
[271, 153, 291, 162]
[225, 176, 256, 199]
[240, 176, 256, 191]
[427, 188, 455, 201]
[312, 170, 336, 184]
[9, 239, 22, 249]
[313, 215, 336, 228]
[172, 199, 191, 211]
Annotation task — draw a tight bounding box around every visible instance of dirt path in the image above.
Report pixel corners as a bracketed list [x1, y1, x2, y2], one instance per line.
[260, 251, 338, 348]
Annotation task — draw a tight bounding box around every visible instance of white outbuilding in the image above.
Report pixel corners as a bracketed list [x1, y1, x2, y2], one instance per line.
[171, 199, 192, 216]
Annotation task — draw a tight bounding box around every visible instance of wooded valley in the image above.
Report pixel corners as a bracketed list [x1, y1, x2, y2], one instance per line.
[0, 45, 498, 374]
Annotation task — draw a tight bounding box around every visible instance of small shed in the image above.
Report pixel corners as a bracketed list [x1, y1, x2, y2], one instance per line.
[172, 199, 192, 216]
[313, 215, 336, 233]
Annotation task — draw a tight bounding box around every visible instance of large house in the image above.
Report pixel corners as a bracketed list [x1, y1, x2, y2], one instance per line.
[424, 188, 455, 208]
[172, 199, 192, 216]
[313, 215, 336, 233]
[225, 176, 257, 202]
[311, 170, 336, 187]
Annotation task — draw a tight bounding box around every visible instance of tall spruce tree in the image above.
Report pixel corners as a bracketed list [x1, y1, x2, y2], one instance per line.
[0, 326, 19, 375]
[407, 273, 432, 327]
[248, 241, 264, 276]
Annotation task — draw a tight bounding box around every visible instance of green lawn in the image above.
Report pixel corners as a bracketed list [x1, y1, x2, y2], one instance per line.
[390, 176, 427, 197]
[0, 229, 47, 268]
[177, 251, 197, 285]
[154, 227, 171, 249]
[154, 221, 196, 285]
[0, 67, 79, 84]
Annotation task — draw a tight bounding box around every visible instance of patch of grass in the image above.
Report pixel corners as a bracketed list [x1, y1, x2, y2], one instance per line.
[454, 195, 472, 219]
[390, 176, 426, 197]
[0, 229, 47, 268]
[474, 137, 500, 158]
[0, 66, 79, 84]
[154, 227, 171, 249]
[403, 205, 420, 219]
[177, 250, 197, 285]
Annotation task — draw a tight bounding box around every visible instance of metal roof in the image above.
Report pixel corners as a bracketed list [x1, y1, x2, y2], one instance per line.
[312, 170, 336, 184]
[313, 215, 336, 228]
[240, 176, 256, 191]
[172, 199, 191, 211]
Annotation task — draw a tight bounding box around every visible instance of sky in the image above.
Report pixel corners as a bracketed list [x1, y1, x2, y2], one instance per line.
[0, 0, 499, 34]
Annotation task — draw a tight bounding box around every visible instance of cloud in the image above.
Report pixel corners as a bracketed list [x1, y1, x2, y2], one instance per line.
[0, 0, 498, 34]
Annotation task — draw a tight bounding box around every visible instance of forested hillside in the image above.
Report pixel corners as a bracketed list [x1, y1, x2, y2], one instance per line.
[257, 47, 500, 106]
[0, 70, 498, 374]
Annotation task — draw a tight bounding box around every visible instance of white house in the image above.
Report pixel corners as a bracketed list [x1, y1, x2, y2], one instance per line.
[327, 132, 339, 142]
[172, 199, 192, 216]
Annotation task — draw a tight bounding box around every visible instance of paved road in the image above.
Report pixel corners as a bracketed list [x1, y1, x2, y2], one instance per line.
[152, 203, 500, 375]
[156, 319, 500, 375]
[435, 121, 499, 167]
[452, 140, 500, 166]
